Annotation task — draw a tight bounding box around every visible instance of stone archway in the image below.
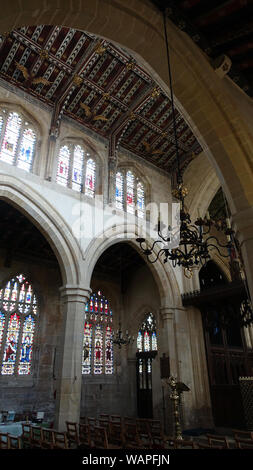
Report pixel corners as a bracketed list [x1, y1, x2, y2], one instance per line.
[84, 223, 181, 309]
[0, 172, 82, 286]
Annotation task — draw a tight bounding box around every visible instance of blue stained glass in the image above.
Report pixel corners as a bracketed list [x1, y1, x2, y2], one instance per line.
[17, 128, 36, 172]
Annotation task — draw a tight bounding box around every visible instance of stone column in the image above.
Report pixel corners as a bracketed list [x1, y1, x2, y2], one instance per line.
[160, 307, 179, 377]
[54, 285, 91, 430]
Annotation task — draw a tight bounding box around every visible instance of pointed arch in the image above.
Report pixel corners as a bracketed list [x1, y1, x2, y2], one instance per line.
[0, 173, 82, 286]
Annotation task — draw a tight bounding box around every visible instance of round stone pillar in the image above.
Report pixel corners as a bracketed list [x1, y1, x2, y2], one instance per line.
[160, 307, 179, 377]
[54, 285, 91, 430]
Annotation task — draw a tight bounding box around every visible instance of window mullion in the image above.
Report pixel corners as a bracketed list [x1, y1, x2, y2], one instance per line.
[15, 119, 24, 167]
[14, 315, 24, 375]
[69, 145, 74, 189]
[0, 114, 7, 157]
[0, 312, 10, 374]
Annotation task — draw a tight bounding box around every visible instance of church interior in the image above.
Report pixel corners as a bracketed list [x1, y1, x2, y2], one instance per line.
[0, 0, 253, 450]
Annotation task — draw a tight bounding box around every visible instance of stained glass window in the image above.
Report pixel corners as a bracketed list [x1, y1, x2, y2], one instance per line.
[0, 274, 38, 376]
[57, 145, 70, 187]
[85, 158, 96, 198]
[116, 172, 124, 210]
[126, 171, 135, 214]
[72, 145, 84, 192]
[1, 112, 21, 165]
[137, 181, 145, 219]
[115, 169, 145, 218]
[82, 322, 92, 375]
[82, 290, 113, 375]
[17, 128, 36, 172]
[56, 144, 96, 198]
[0, 110, 36, 171]
[137, 313, 157, 352]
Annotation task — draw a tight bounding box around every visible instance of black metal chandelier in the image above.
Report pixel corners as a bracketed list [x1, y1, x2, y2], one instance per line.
[136, 9, 234, 278]
[112, 323, 134, 349]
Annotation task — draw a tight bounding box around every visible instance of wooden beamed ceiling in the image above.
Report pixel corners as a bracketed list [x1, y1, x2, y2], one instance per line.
[153, 0, 253, 97]
[0, 25, 202, 174]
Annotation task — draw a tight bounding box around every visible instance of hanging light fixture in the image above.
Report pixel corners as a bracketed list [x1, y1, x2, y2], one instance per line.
[136, 8, 235, 278]
[112, 323, 134, 349]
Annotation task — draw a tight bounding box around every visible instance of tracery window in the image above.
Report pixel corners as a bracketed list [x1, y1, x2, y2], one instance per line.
[56, 143, 96, 197]
[115, 169, 145, 218]
[0, 274, 38, 376]
[82, 290, 113, 375]
[137, 313, 157, 352]
[0, 108, 37, 172]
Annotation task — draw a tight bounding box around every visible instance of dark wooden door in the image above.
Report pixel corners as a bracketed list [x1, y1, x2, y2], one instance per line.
[136, 351, 157, 419]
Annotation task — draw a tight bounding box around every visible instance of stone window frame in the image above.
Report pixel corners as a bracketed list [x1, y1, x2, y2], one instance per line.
[0, 102, 41, 174]
[55, 137, 102, 197]
[115, 164, 149, 218]
[0, 273, 40, 379]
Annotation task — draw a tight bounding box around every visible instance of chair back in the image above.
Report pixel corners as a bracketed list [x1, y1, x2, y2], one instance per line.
[30, 426, 43, 448]
[41, 428, 54, 449]
[206, 433, 229, 449]
[66, 421, 79, 446]
[79, 423, 91, 448]
[110, 415, 121, 424]
[52, 430, 69, 449]
[124, 423, 141, 448]
[22, 423, 31, 447]
[91, 426, 109, 449]
[8, 435, 22, 449]
[109, 422, 124, 447]
[232, 429, 253, 441]
[0, 433, 8, 449]
[174, 439, 197, 449]
[87, 417, 97, 430]
[235, 437, 253, 449]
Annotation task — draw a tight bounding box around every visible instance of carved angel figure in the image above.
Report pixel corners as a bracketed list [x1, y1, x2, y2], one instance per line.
[15, 62, 52, 87]
[142, 141, 164, 156]
[80, 102, 108, 122]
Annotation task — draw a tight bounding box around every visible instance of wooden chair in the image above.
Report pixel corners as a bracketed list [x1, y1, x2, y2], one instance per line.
[232, 429, 253, 441]
[80, 416, 87, 425]
[7, 435, 22, 449]
[136, 419, 152, 448]
[206, 433, 230, 449]
[196, 440, 224, 449]
[108, 422, 125, 448]
[66, 421, 80, 447]
[151, 435, 167, 449]
[124, 417, 136, 426]
[30, 425, 43, 448]
[52, 430, 69, 449]
[79, 423, 91, 448]
[91, 426, 109, 449]
[235, 437, 253, 449]
[110, 415, 122, 425]
[147, 419, 166, 448]
[87, 417, 97, 431]
[98, 419, 110, 434]
[124, 423, 143, 449]
[100, 414, 110, 422]
[40, 428, 54, 449]
[174, 439, 197, 449]
[0, 433, 9, 449]
[21, 423, 32, 448]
